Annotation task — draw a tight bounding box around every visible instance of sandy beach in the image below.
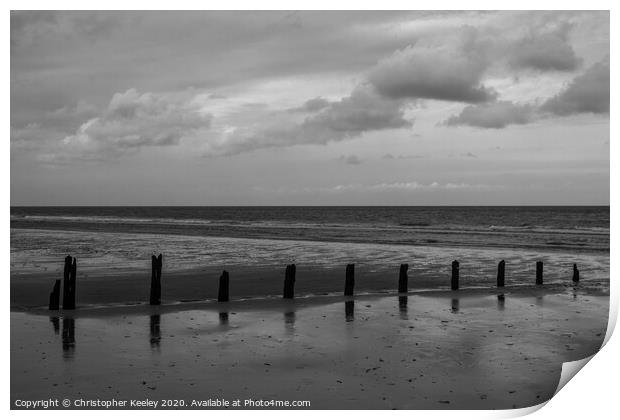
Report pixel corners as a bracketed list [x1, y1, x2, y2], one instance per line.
[11, 284, 608, 409]
[10, 206, 610, 409]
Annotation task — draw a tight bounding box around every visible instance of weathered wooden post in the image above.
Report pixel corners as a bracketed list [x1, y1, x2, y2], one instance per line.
[536, 261, 543, 285]
[62, 256, 76, 310]
[451, 260, 459, 290]
[49, 279, 61, 310]
[572, 264, 580, 282]
[283, 264, 296, 299]
[497, 260, 505, 288]
[150, 254, 163, 305]
[398, 264, 409, 293]
[62, 256, 71, 309]
[218, 270, 230, 302]
[344, 264, 355, 296]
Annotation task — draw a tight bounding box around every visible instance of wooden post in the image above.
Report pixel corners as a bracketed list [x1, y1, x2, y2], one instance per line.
[536, 261, 543, 285]
[62, 256, 76, 310]
[497, 260, 505, 288]
[451, 260, 459, 290]
[218, 270, 230, 302]
[283, 264, 296, 299]
[150, 254, 163, 305]
[572, 264, 580, 282]
[49, 279, 61, 310]
[398, 264, 409, 293]
[344, 264, 355, 296]
[61, 256, 70, 309]
[69, 258, 76, 308]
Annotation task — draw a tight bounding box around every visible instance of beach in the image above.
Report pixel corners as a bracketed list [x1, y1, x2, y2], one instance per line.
[11, 286, 608, 409]
[10, 206, 610, 409]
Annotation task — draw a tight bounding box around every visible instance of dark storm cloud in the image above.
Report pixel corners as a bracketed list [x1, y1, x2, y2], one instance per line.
[541, 57, 610, 116]
[443, 101, 534, 129]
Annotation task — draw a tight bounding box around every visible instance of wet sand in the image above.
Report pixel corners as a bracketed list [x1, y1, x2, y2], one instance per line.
[11, 286, 608, 409]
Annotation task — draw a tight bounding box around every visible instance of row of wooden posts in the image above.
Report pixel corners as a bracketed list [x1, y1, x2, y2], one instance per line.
[48, 254, 581, 310]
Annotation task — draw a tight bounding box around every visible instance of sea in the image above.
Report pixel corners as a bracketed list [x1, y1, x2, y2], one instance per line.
[10, 206, 610, 287]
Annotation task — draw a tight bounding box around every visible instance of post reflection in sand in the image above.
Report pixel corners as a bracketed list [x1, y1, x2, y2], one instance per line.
[284, 311, 296, 335]
[451, 298, 459, 314]
[49, 316, 60, 335]
[536, 296, 544, 307]
[398, 296, 408, 320]
[345, 300, 354, 322]
[218, 312, 229, 326]
[149, 314, 161, 349]
[497, 294, 506, 311]
[61, 318, 75, 359]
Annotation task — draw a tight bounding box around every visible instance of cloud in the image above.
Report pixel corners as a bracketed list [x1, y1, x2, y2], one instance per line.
[444, 58, 609, 129]
[508, 25, 582, 72]
[289, 97, 331, 113]
[340, 154, 362, 165]
[367, 36, 497, 103]
[210, 86, 411, 155]
[60, 88, 212, 159]
[382, 153, 425, 160]
[443, 101, 534, 129]
[271, 181, 494, 194]
[540, 57, 610, 116]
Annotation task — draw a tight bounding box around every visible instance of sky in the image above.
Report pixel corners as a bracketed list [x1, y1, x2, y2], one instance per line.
[10, 11, 610, 206]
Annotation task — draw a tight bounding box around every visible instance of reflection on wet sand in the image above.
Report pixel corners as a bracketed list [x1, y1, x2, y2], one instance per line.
[497, 294, 505, 311]
[398, 296, 408, 320]
[61, 318, 75, 359]
[345, 300, 354, 322]
[284, 311, 295, 334]
[451, 298, 459, 314]
[49, 317, 59, 335]
[149, 315, 161, 349]
[219, 312, 229, 326]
